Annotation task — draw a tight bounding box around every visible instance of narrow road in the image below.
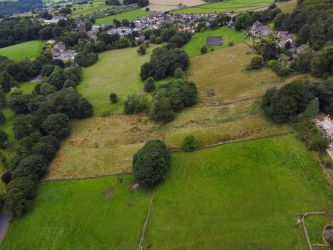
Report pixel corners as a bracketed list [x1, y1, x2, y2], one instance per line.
[0, 210, 10, 245]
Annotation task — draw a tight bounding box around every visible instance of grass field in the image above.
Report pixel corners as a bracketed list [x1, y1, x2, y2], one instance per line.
[148, 0, 204, 12]
[5, 135, 333, 249]
[0, 41, 45, 61]
[48, 43, 309, 179]
[77, 46, 156, 116]
[95, 9, 150, 25]
[278, 0, 297, 14]
[173, 0, 274, 14]
[144, 134, 333, 249]
[71, 0, 114, 17]
[182, 26, 247, 57]
[2, 175, 152, 249]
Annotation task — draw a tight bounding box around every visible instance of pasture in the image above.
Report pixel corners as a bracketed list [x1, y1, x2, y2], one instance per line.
[47, 43, 307, 179]
[2, 175, 152, 249]
[278, 0, 297, 14]
[173, 0, 274, 14]
[77, 46, 156, 116]
[144, 134, 333, 249]
[71, 0, 114, 17]
[182, 26, 246, 57]
[5, 135, 333, 249]
[95, 9, 150, 25]
[0, 41, 45, 61]
[148, 0, 204, 12]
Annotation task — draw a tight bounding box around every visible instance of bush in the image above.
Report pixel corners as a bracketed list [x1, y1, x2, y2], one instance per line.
[137, 45, 146, 56]
[250, 54, 263, 69]
[308, 133, 329, 152]
[144, 77, 155, 92]
[5, 176, 37, 217]
[200, 46, 208, 54]
[1, 171, 12, 184]
[133, 140, 170, 187]
[181, 135, 198, 151]
[124, 94, 149, 115]
[109, 92, 118, 103]
[303, 98, 319, 118]
[228, 41, 234, 46]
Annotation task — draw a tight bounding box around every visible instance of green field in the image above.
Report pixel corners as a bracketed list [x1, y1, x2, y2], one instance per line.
[183, 26, 247, 57]
[4, 135, 333, 249]
[0, 41, 45, 61]
[173, 0, 274, 14]
[95, 9, 150, 25]
[72, 0, 114, 17]
[77, 46, 156, 116]
[2, 175, 152, 249]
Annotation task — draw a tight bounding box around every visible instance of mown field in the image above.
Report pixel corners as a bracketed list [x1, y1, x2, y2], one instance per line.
[4, 135, 333, 249]
[0, 41, 45, 61]
[46, 43, 315, 179]
[77, 45, 157, 116]
[173, 0, 274, 14]
[95, 9, 150, 25]
[182, 26, 246, 57]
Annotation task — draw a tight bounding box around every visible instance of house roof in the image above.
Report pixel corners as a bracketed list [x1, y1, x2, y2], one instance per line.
[206, 36, 223, 46]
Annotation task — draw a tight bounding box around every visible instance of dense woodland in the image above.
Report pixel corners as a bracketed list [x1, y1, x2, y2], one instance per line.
[0, 0, 43, 16]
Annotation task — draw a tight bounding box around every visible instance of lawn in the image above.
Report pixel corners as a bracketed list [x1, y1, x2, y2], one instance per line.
[182, 26, 247, 57]
[95, 9, 150, 25]
[77, 45, 156, 116]
[0, 41, 45, 61]
[4, 135, 333, 249]
[2, 175, 152, 249]
[49, 43, 314, 179]
[173, 0, 274, 14]
[144, 134, 333, 249]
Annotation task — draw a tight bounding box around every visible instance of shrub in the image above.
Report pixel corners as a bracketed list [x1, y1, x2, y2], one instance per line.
[250, 54, 263, 69]
[181, 135, 198, 151]
[109, 92, 118, 103]
[5, 176, 37, 217]
[200, 46, 208, 54]
[1, 171, 12, 184]
[124, 94, 149, 115]
[133, 140, 170, 187]
[303, 98, 319, 118]
[228, 41, 234, 46]
[137, 45, 146, 56]
[308, 133, 329, 152]
[144, 77, 155, 92]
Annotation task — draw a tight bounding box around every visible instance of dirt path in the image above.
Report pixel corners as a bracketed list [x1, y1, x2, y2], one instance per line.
[0, 210, 10, 246]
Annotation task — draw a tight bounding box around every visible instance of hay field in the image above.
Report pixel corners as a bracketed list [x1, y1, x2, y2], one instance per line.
[46, 43, 312, 179]
[148, 0, 204, 12]
[95, 9, 150, 25]
[0, 40, 45, 61]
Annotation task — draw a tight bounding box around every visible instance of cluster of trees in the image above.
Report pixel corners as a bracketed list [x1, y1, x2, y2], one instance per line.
[151, 79, 198, 123]
[0, 63, 93, 217]
[273, 0, 333, 50]
[140, 47, 190, 80]
[0, 0, 43, 17]
[123, 0, 149, 7]
[262, 78, 333, 123]
[133, 140, 170, 187]
[234, 3, 281, 30]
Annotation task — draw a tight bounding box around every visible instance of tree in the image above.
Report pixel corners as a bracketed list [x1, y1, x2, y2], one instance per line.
[0, 72, 13, 92]
[109, 92, 118, 103]
[13, 114, 38, 140]
[48, 67, 65, 90]
[0, 129, 8, 149]
[138, 0, 149, 7]
[200, 46, 207, 54]
[250, 54, 263, 69]
[144, 77, 155, 92]
[38, 135, 60, 150]
[43, 113, 69, 138]
[1, 171, 11, 184]
[5, 176, 37, 217]
[8, 93, 31, 114]
[151, 96, 175, 123]
[13, 154, 48, 179]
[124, 94, 149, 114]
[181, 135, 198, 151]
[303, 98, 319, 118]
[133, 140, 170, 187]
[235, 12, 253, 30]
[174, 68, 185, 78]
[137, 45, 146, 56]
[32, 142, 56, 160]
[308, 133, 329, 152]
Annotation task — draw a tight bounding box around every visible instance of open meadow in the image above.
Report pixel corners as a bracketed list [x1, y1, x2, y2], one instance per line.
[182, 26, 246, 57]
[277, 0, 297, 14]
[4, 135, 333, 249]
[173, 0, 274, 14]
[77, 46, 157, 116]
[46, 43, 314, 179]
[148, 0, 204, 12]
[71, 0, 114, 17]
[0, 41, 45, 61]
[95, 9, 150, 25]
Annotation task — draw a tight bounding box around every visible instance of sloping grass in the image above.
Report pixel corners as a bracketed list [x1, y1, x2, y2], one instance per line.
[144, 134, 333, 249]
[71, 0, 114, 17]
[278, 0, 297, 14]
[173, 0, 273, 14]
[182, 26, 247, 57]
[0, 41, 45, 61]
[95, 9, 150, 25]
[2, 175, 152, 249]
[77, 46, 156, 116]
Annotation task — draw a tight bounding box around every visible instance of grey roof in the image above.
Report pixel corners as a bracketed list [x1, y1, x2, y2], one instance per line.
[206, 36, 223, 46]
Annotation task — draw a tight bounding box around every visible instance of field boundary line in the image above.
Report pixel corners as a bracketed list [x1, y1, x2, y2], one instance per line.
[138, 189, 155, 250]
[44, 132, 294, 182]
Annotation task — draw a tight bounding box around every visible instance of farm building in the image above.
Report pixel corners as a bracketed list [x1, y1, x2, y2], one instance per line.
[249, 21, 272, 36]
[206, 36, 223, 46]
